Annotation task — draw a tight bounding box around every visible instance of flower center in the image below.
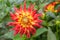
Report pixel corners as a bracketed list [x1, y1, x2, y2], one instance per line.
[22, 16, 29, 23]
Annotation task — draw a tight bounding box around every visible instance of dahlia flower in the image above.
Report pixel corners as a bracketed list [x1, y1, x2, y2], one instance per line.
[8, 1, 42, 38]
[44, 2, 59, 12]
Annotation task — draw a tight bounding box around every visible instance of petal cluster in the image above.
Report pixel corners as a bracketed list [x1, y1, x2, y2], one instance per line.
[44, 2, 59, 12]
[8, 1, 42, 38]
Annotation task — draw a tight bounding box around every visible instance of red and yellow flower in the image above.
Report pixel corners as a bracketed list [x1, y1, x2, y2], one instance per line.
[44, 2, 59, 12]
[8, 1, 42, 38]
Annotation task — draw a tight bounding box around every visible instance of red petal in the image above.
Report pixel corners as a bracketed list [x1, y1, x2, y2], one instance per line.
[14, 7, 19, 12]
[24, 0, 26, 12]
[32, 10, 37, 16]
[14, 24, 21, 30]
[28, 4, 34, 13]
[14, 25, 21, 35]
[19, 5, 22, 12]
[27, 27, 36, 35]
[31, 4, 34, 11]
[10, 12, 15, 17]
[34, 23, 40, 28]
[52, 2, 56, 5]
[37, 19, 43, 24]
[24, 28, 26, 34]
[33, 13, 42, 20]
[30, 27, 36, 35]
[7, 22, 17, 26]
[26, 31, 30, 38]
[33, 14, 39, 20]
[28, 3, 32, 12]
[39, 13, 43, 17]
[14, 30, 19, 36]
[20, 27, 25, 36]
[10, 12, 17, 20]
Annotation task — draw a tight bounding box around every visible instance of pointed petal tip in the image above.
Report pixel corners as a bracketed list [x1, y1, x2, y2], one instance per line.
[14, 6, 17, 9]
[14, 6, 19, 12]
[19, 5, 23, 11]
[26, 31, 30, 38]
[10, 12, 13, 15]
[24, 0, 26, 12]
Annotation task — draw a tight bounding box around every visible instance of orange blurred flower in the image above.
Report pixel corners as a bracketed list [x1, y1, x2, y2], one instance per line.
[44, 2, 59, 12]
[8, 1, 42, 38]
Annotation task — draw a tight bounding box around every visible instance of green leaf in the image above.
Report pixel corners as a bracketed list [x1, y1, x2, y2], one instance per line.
[46, 12, 56, 18]
[47, 27, 56, 40]
[0, 31, 14, 39]
[33, 27, 47, 37]
[9, 0, 23, 4]
[39, 0, 45, 3]
[3, 31, 14, 39]
[13, 34, 26, 40]
[13, 34, 21, 40]
[47, 0, 54, 3]
[54, 3, 60, 10]
[26, 0, 36, 2]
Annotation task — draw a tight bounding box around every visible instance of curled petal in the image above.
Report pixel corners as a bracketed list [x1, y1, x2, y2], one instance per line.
[30, 27, 36, 35]
[20, 27, 25, 37]
[27, 27, 36, 35]
[37, 19, 43, 24]
[7, 22, 17, 26]
[26, 31, 30, 38]
[34, 23, 40, 28]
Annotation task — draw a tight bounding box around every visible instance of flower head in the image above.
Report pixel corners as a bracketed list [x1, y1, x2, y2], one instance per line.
[44, 2, 59, 12]
[8, 1, 42, 38]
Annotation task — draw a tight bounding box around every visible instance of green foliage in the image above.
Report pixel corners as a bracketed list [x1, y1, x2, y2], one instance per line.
[13, 34, 22, 40]
[13, 34, 27, 40]
[47, 27, 56, 40]
[33, 28, 47, 37]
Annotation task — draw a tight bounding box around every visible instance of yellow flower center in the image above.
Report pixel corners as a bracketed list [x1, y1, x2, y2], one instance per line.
[17, 11, 35, 28]
[22, 16, 29, 23]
